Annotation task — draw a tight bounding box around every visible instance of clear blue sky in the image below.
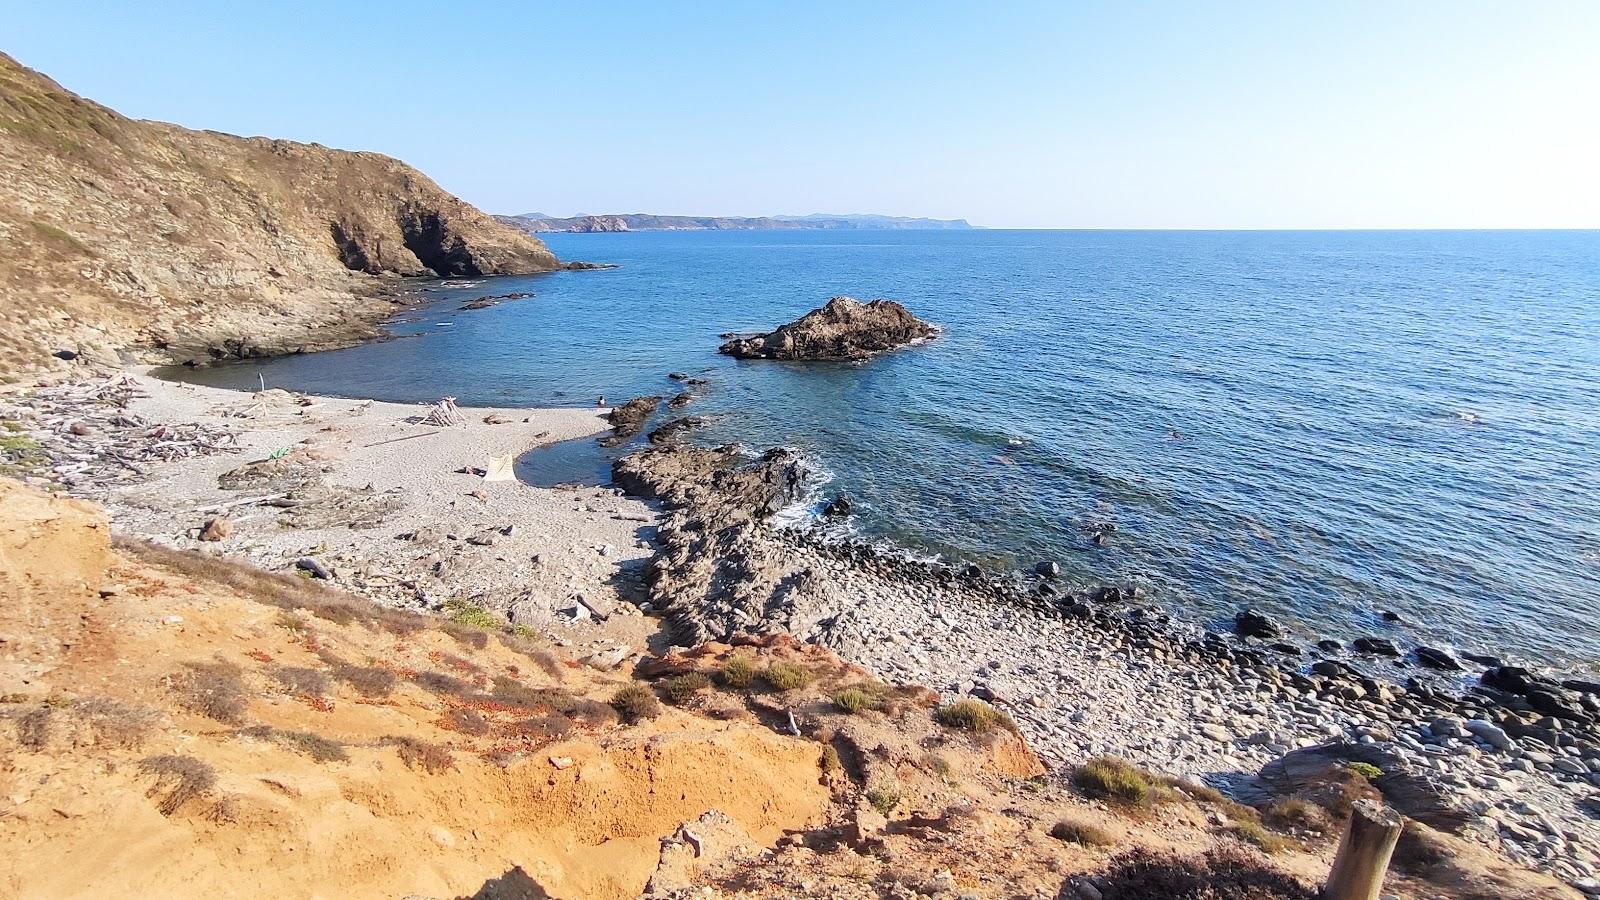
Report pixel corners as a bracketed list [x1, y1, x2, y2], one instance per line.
[5, 1, 1597, 228]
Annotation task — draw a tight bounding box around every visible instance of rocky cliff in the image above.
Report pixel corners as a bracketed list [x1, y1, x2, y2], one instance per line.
[0, 53, 560, 372]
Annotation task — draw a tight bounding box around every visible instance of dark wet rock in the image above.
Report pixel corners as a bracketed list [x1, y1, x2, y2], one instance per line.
[718, 296, 936, 361]
[1563, 679, 1600, 696]
[605, 395, 661, 443]
[1462, 652, 1504, 667]
[667, 392, 695, 410]
[1312, 659, 1356, 678]
[1415, 646, 1464, 671]
[1034, 560, 1060, 578]
[960, 564, 983, 580]
[563, 260, 617, 270]
[823, 493, 853, 517]
[612, 444, 817, 645]
[1353, 636, 1402, 656]
[459, 291, 531, 310]
[647, 416, 706, 445]
[1234, 608, 1283, 640]
[1267, 642, 1302, 656]
[1482, 665, 1540, 694]
[1094, 585, 1125, 604]
[1315, 639, 1344, 653]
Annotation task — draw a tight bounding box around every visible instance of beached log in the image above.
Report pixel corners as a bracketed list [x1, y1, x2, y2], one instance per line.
[1324, 799, 1403, 900]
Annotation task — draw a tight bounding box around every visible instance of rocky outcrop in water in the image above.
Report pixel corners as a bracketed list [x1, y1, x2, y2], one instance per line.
[718, 296, 936, 361]
[612, 444, 836, 645]
[0, 53, 561, 372]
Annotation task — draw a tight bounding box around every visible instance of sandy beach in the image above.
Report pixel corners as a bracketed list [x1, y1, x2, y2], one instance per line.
[8, 372, 664, 661]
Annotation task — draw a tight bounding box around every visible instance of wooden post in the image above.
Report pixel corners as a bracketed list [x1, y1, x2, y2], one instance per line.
[1323, 799, 1404, 900]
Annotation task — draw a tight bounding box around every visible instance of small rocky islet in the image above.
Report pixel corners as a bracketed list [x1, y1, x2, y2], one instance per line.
[718, 295, 937, 361]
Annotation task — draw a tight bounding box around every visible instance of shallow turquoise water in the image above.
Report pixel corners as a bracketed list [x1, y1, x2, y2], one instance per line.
[173, 229, 1600, 669]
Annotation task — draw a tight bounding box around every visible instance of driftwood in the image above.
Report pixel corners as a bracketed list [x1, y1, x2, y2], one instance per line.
[419, 397, 467, 427]
[0, 376, 240, 496]
[1324, 800, 1403, 900]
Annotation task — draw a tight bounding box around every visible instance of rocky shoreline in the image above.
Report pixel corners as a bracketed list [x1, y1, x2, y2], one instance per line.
[5, 374, 1599, 892]
[609, 438, 1600, 890]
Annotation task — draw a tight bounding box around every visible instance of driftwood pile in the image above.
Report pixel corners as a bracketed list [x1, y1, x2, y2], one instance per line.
[0, 376, 240, 496]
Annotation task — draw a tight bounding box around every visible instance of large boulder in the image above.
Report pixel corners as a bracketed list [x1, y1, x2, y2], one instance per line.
[1257, 740, 1484, 833]
[718, 296, 936, 361]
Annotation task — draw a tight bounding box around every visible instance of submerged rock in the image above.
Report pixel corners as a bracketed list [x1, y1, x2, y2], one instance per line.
[718, 296, 936, 361]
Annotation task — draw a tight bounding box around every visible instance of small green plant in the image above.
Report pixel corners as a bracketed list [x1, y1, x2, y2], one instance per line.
[446, 603, 501, 630]
[934, 698, 1016, 733]
[762, 661, 813, 692]
[1050, 816, 1116, 847]
[611, 683, 661, 723]
[832, 687, 873, 714]
[1228, 819, 1297, 855]
[1073, 756, 1157, 807]
[1346, 761, 1383, 781]
[820, 745, 841, 773]
[865, 782, 903, 816]
[1265, 797, 1328, 831]
[720, 654, 756, 688]
[662, 671, 712, 705]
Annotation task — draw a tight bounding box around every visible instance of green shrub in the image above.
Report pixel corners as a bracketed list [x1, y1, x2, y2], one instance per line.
[820, 745, 841, 773]
[611, 683, 661, 723]
[1346, 761, 1383, 780]
[832, 687, 873, 714]
[662, 672, 712, 706]
[1073, 756, 1156, 807]
[1050, 816, 1116, 847]
[446, 603, 501, 631]
[866, 782, 902, 815]
[720, 654, 756, 688]
[762, 661, 812, 692]
[933, 698, 1016, 733]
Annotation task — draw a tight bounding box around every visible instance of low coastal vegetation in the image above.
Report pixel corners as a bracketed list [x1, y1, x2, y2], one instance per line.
[934, 697, 1017, 734]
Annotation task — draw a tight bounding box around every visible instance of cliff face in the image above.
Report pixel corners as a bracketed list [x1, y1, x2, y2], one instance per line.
[0, 53, 560, 371]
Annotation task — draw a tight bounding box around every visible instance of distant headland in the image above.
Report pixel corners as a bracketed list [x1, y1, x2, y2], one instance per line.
[496, 211, 975, 233]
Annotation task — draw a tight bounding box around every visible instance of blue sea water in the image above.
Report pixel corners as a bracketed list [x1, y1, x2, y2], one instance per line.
[172, 230, 1600, 670]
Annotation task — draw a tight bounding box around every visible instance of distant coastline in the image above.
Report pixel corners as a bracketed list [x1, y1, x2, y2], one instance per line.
[496, 211, 974, 233]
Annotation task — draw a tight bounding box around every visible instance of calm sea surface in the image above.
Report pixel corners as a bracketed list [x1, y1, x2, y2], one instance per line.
[173, 230, 1600, 670]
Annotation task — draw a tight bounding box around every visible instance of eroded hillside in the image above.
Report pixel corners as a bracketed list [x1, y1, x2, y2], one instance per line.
[0, 53, 560, 373]
[0, 478, 1575, 899]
